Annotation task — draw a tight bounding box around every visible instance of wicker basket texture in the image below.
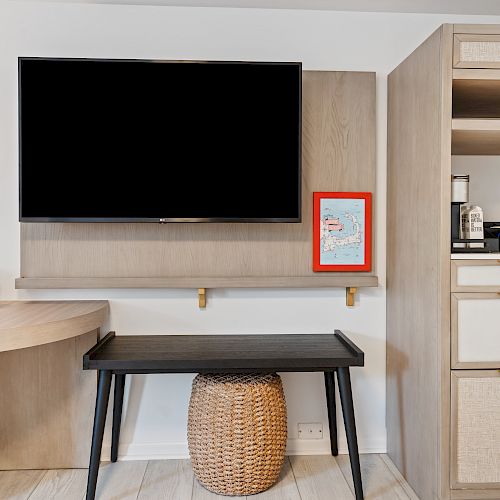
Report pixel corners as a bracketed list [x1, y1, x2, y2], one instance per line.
[187, 373, 287, 496]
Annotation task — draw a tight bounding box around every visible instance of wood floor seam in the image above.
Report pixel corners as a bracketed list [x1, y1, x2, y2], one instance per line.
[134, 460, 149, 500]
[287, 457, 303, 500]
[26, 470, 49, 500]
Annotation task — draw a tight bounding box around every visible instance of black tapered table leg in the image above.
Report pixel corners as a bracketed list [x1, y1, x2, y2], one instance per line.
[86, 370, 112, 500]
[337, 367, 364, 500]
[324, 371, 338, 456]
[111, 374, 126, 463]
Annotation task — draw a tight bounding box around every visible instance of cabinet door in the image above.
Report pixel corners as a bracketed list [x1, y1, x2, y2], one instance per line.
[451, 293, 500, 369]
[451, 371, 500, 490]
[452, 260, 500, 292]
[454, 34, 500, 68]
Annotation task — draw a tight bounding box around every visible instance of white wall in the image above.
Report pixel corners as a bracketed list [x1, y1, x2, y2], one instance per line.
[453, 156, 500, 220]
[2, 2, 500, 460]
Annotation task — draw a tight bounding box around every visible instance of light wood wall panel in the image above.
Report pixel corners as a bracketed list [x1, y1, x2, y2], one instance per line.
[20, 71, 376, 282]
[387, 25, 453, 500]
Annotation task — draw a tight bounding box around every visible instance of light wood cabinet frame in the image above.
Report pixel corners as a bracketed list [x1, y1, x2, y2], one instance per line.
[451, 260, 500, 292]
[455, 24, 500, 35]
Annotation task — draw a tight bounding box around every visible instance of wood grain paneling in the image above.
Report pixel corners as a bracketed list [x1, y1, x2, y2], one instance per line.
[0, 330, 98, 469]
[387, 24, 453, 500]
[19, 71, 376, 288]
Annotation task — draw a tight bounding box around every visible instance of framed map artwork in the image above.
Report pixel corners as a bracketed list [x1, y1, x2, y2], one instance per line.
[313, 192, 372, 272]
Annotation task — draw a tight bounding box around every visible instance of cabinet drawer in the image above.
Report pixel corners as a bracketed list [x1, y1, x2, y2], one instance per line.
[452, 260, 500, 292]
[454, 34, 500, 68]
[451, 371, 500, 489]
[451, 293, 500, 369]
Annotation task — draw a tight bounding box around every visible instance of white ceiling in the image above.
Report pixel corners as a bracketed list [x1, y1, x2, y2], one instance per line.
[18, 0, 500, 15]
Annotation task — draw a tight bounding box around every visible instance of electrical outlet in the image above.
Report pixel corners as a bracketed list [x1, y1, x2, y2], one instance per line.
[298, 422, 323, 440]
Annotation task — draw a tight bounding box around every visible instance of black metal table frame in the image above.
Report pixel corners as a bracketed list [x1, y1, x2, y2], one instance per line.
[83, 331, 364, 500]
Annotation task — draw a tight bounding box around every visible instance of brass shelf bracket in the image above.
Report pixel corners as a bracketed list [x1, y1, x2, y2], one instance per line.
[346, 287, 358, 307]
[198, 288, 207, 309]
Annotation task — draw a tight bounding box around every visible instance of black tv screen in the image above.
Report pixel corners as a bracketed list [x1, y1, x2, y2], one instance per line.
[19, 58, 302, 222]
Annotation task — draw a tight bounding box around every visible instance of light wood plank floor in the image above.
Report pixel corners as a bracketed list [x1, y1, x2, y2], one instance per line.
[0, 454, 419, 500]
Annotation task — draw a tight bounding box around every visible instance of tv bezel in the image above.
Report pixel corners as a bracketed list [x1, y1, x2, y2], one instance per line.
[18, 57, 302, 223]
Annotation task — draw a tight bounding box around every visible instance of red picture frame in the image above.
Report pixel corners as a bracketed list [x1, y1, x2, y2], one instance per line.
[313, 192, 372, 272]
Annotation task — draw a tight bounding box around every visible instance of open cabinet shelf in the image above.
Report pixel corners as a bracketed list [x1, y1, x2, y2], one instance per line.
[453, 77, 500, 118]
[452, 118, 500, 154]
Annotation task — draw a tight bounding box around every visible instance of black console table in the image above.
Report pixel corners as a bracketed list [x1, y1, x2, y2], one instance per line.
[83, 330, 365, 500]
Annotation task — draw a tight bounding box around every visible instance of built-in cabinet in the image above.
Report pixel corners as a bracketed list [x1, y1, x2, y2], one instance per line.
[388, 24, 500, 500]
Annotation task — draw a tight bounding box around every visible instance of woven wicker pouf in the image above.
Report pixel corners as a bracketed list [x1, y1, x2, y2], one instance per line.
[187, 373, 287, 496]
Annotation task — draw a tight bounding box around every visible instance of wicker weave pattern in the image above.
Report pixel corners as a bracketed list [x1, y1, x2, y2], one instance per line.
[188, 373, 287, 496]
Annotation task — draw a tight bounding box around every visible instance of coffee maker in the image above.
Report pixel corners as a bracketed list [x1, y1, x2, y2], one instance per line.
[451, 174, 469, 250]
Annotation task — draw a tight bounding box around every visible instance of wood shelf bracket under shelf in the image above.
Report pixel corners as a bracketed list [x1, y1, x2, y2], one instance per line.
[15, 276, 378, 308]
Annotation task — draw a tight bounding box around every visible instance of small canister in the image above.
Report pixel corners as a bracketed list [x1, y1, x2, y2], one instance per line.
[452, 175, 469, 203]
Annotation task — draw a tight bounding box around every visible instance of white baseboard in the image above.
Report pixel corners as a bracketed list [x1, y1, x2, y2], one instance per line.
[286, 436, 387, 455]
[103, 436, 387, 461]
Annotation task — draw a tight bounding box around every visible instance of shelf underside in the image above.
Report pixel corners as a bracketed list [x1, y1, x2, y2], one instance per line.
[15, 275, 379, 289]
[452, 119, 500, 154]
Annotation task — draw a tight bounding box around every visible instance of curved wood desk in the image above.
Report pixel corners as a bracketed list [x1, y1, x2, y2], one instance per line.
[0, 300, 109, 470]
[0, 300, 109, 351]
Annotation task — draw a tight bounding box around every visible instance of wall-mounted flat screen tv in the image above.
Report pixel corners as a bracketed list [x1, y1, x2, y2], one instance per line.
[19, 58, 302, 222]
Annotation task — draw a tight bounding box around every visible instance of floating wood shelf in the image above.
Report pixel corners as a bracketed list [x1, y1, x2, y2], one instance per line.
[452, 118, 500, 154]
[15, 275, 379, 290]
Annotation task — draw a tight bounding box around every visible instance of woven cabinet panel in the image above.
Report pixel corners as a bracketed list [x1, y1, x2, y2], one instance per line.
[456, 376, 500, 484]
[460, 42, 500, 62]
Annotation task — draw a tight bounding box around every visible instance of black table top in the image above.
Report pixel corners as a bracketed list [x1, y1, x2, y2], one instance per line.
[83, 330, 364, 374]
